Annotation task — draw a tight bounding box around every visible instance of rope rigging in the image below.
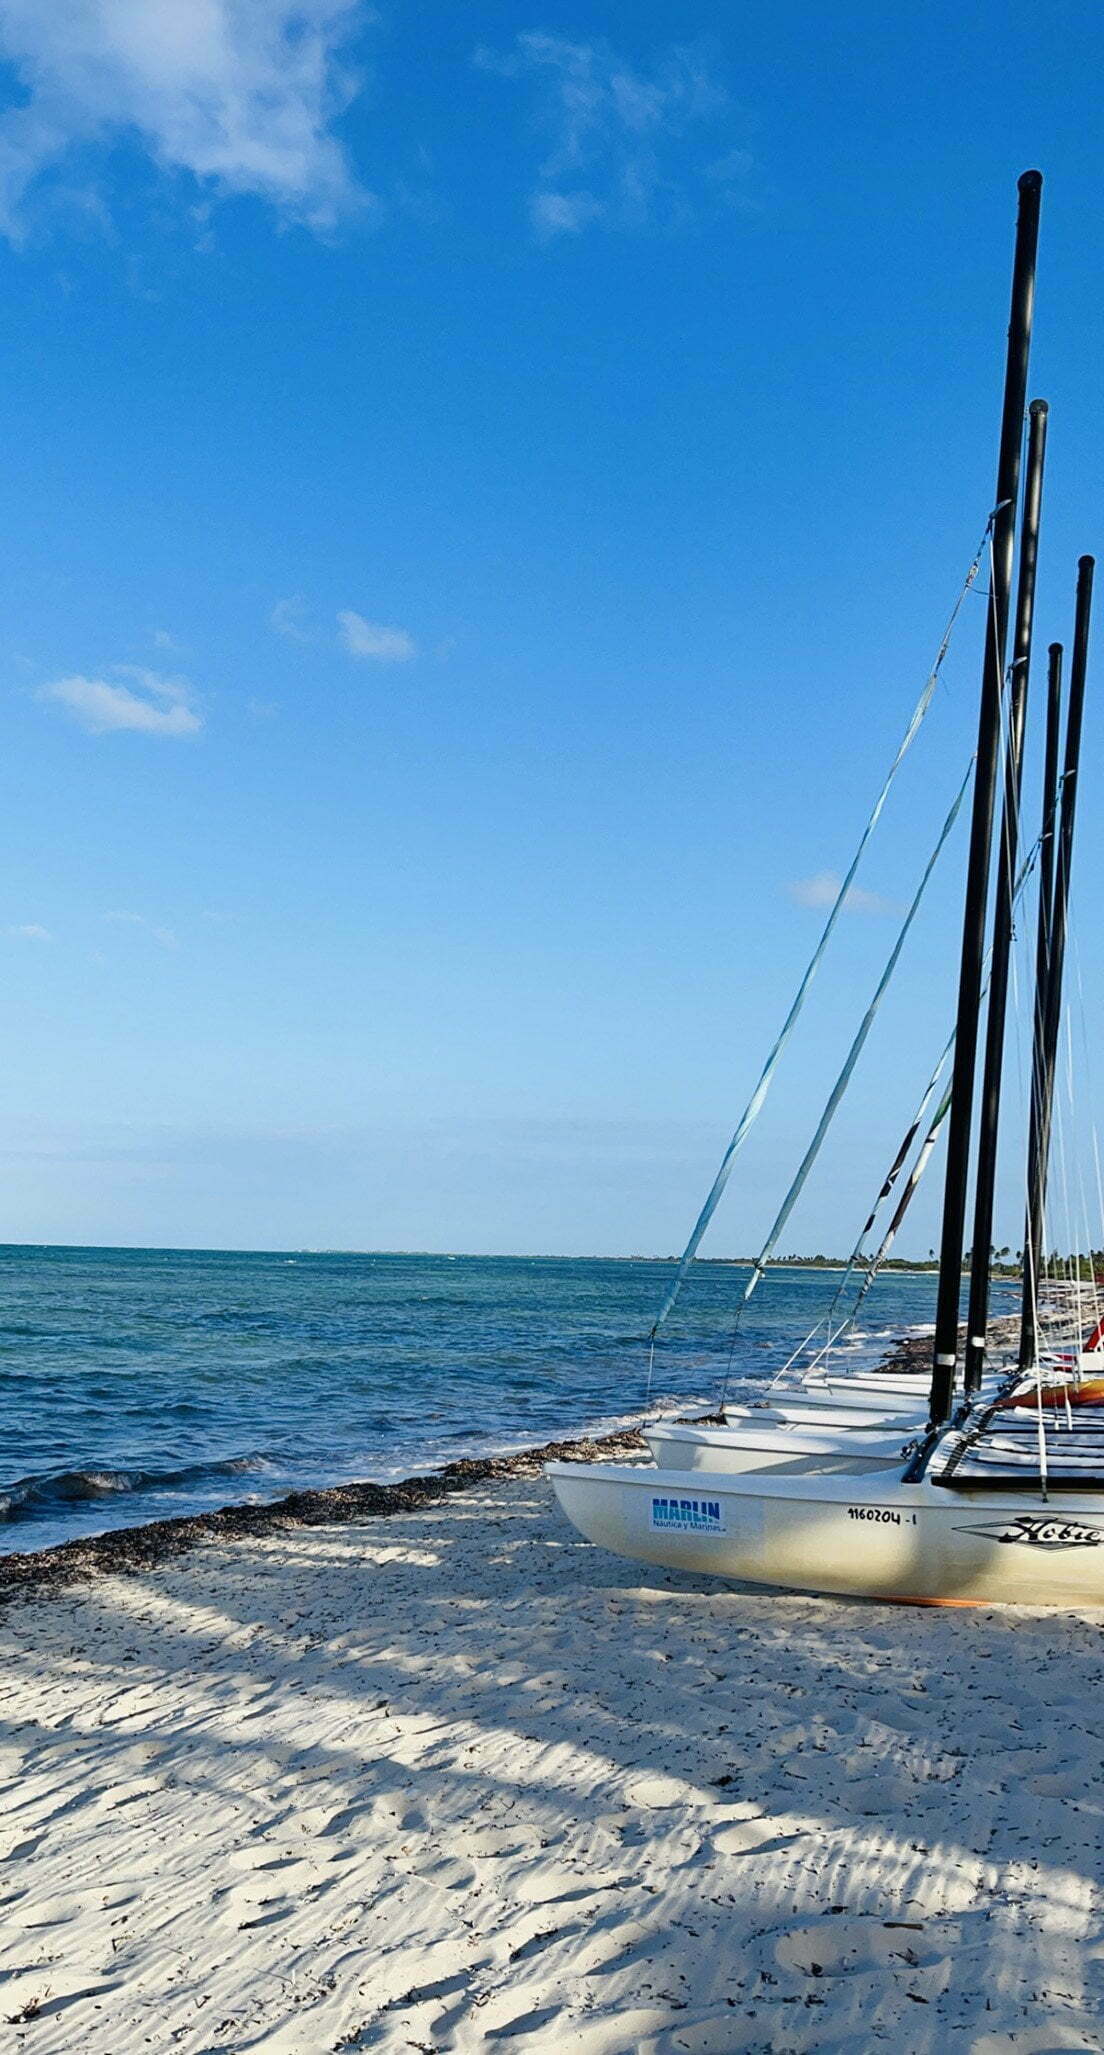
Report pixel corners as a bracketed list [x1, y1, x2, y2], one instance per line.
[715, 756, 973, 1405]
[647, 512, 997, 1350]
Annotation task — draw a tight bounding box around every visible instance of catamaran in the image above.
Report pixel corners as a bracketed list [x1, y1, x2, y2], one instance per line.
[548, 171, 1104, 1605]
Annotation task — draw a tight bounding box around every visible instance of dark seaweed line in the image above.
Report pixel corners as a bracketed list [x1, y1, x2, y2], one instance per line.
[0, 1424, 652, 1605]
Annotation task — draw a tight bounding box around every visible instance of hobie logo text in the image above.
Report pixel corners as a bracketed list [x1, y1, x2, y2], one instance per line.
[651, 1495, 724, 1535]
[968, 1515, 1104, 1551]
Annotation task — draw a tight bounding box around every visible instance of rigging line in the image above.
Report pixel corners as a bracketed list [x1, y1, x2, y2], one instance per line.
[1016, 871, 1049, 1417]
[1004, 739, 1035, 1354]
[643, 1334, 656, 1410]
[987, 636, 1027, 1317]
[825, 804, 1053, 1351]
[730, 517, 996, 1406]
[1072, 938, 1104, 1275]
[848, 1078, 953, 1327]
[647, 514, 996, 1348]
[1057, 1060, 1082, 1364]
[1020, 900, 1048, 1362]
[1052, 1002, 1077, 1351]
[1061, 935, 1103, 1349]
[1024, 882, 1057, 1361]
[1035, 1343, 1050, 1501]
[1060, 1000, 1095, 1359]
[1063, 998, 1095, 1345]
[771, 1029, 957, 1385]
[716, 756, 974, 1405]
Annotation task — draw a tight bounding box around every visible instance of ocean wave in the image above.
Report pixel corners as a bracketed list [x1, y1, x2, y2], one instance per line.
[0, 1452, 276, 1523]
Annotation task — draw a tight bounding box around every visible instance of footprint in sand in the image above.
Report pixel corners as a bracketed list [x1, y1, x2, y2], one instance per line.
[836, 1772, 913, 1815]
[422, 1854, 479, 1891]
[462, 1827, 543, 1862]
[626, 1774, 688, 1809]
[773, 1913, 946, 1977]
[711, 1815, 798, 1858]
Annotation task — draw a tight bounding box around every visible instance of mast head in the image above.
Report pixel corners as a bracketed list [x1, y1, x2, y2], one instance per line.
[1019, 169, 1043, 196]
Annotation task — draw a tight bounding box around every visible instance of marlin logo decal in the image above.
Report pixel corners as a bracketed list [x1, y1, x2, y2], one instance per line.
[651, 1494, 725, 1535]
[959, 1514, 1104, 1550]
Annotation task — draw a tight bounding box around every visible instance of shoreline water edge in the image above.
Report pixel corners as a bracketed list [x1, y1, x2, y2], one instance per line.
[0, 1327, 943, 1604]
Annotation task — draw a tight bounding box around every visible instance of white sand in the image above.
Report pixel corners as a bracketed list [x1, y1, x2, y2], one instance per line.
[2, 1472, 1104, 2053]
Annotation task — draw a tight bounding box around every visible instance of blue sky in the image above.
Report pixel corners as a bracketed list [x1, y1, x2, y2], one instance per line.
[0, 1, 1101, 1256]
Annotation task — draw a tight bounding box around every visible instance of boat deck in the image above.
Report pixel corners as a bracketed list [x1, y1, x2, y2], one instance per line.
[931, 1402, 1104, 1490]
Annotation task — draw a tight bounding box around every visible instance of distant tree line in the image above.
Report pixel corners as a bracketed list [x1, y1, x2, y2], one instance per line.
[727, 1246, 1104, 1281]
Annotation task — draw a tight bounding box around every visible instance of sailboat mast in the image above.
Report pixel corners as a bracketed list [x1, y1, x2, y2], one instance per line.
[963, 398, 1049, 1390]
[1018, 641, 1063, 1372]
[1018, 558, 1095, 1368]
[928, 169, 1043, 1426]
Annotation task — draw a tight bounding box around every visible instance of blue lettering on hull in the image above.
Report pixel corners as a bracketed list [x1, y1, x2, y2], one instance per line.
[650, 1495, 725, 1535]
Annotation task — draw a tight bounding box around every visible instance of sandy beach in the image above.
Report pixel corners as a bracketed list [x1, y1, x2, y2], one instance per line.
[2, 1433, 1104, 2054]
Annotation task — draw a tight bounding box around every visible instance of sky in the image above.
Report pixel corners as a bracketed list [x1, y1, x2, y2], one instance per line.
[0, 0, 1102, 1257]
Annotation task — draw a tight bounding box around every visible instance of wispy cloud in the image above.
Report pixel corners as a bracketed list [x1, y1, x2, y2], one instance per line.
[104, 911, 178, 950]
[40, 667, 202, 737]
[474, 33, 750, 236]
[338, 610, 416, 662]
[788, 872, 899, 917]
[8, 922, 51, 940]
[270, 595, 312, 643]
[0, 0, 373, 240]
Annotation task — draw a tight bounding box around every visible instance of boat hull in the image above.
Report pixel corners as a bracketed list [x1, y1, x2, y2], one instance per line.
[645, 1419, 908, 1475]
[720, 1395, 929, 1429]
[546, 1460, 1104, 1606]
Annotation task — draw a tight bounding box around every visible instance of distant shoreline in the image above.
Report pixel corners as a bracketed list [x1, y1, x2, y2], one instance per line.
[0, 1242, 1006, 1273]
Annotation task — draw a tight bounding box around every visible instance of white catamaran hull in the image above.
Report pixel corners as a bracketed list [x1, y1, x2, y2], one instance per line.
[645, 1418, 909, 1475]
[719, 1392, 932, 1428]
[546, 1460, 1104, 1606]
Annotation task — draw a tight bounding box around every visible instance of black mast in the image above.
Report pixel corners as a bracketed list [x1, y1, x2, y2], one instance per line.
[963, 397, 1049, 1390]
[1018, 558, 1095, 1367]
[929, 170, 1043, 1426]
[1017, 641, 1063, 1373]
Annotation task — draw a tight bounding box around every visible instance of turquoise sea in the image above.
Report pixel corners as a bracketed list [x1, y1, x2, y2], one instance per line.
[0, 1246, 1001, 1555]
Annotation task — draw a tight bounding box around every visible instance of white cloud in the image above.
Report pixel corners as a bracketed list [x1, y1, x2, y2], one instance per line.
[788, 872, 898, 917]
[0, 0, 373, 239]
[338, 609, 416, 662]
[530, 189, 600, 237]
[475, 33, 748, 236]
[41, 666, 202, 736]
[104, 910, 178, 949]
[270, 595, 312, 642]
[8, 922, 51, 940]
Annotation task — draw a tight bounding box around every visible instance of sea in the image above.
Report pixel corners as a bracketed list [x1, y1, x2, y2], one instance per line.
[0, 1246, 995, 1557]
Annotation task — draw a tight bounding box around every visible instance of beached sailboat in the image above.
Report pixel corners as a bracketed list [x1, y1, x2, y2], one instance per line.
[548, 171, 1104, 1604]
